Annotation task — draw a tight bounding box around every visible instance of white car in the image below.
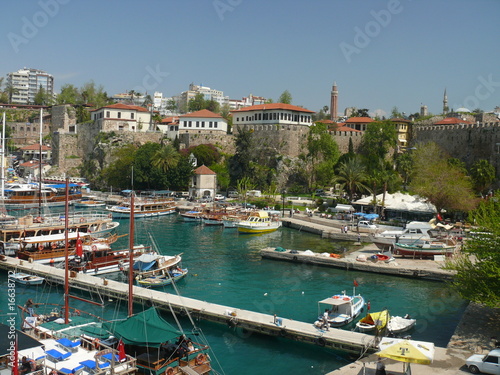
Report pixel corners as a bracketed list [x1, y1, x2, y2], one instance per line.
[466, 349, 500, 374]
[357, 220, 377, 230]
[214, 194, 225, 201]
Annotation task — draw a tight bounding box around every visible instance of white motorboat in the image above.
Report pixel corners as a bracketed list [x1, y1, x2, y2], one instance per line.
[314, 290, 365, 328]
[387, 315, 416, 334]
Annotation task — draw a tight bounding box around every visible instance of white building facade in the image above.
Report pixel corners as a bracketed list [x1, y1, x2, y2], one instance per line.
[7, 68, 54, 104]
[231, 103, 314, 130]
[90, 103, 152, 132]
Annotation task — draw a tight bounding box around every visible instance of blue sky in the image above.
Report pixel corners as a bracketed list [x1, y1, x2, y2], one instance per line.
[1, 0, 499, 117]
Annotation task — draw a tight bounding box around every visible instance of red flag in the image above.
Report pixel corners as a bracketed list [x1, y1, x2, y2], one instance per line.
[76, 232, 83, 257]
[353, 279, 359, 287]
[367, 301, 371, 311]
[117, 339, 126, 361]
[12, 334, 18, 375]
[437, 213, 443, 221]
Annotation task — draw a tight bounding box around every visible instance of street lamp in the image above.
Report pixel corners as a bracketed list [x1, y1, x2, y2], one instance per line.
[281, 189, 286, 217]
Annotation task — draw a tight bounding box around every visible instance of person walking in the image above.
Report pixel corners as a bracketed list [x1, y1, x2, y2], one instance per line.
[375, 358, 386, 375]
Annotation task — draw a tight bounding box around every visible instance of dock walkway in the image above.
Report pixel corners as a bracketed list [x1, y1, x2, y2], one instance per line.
[0, 256, 377, 356]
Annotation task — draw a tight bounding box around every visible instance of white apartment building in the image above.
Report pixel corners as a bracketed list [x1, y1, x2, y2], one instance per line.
[90, 103, 152, 132]
[178, 83, 229, 110]
[231, 103, 314, 130]
[228, 94, 267, 110]
[7, 68, 54, 104]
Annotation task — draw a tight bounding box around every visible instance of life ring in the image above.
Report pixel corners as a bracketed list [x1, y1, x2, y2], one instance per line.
[80, 218, 85, 223]
[343, 297, 350, 301]
[51, 243, 57, 249]
[165, 367, 174, 375]
[315, 337, 326, 347]
[91, 245, 98, 251]
[333, 296, 340, 299]
[280, 329, 287, 337]
[91, 338, 100, 350]
[38, 245, 44, 251]
[195, 353, 206, 366]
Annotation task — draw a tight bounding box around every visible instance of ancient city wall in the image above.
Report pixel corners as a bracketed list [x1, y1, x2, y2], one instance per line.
[179, 132, 236, 154]
[414, 122, 500, 174]
[330, 130, 363, 153]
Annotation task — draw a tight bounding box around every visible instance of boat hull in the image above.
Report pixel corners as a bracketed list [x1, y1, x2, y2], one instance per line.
[393, 243, 456, 257]
[10, 272, 44, 285]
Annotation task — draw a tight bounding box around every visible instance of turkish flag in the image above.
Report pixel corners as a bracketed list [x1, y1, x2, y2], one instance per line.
[76, 232, 83, 257]
[353, 279, 359, 287]
[117, 339, 126, 361]
[12, 335, 18, 375]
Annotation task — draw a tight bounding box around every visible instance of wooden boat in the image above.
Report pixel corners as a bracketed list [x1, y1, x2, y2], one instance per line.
[235, 211, 282, 234]
[107, 196, 177, 219]
[74, 197, 106, 208]
[393, 240, 457, 257]
[202, 213, 225, 226]
[370, 221, 435, 251]
[136, 268, 189, 288]
[179, 210, 203, 222]
[2, 182, 82, 209]
[68, 243, 152, 275]
[356, 310, 389, 332]
[0, 211, 119, 255]
[103, 307, 212, 375]
[10, 272, 45, 285]
[314, 291, 365, 328]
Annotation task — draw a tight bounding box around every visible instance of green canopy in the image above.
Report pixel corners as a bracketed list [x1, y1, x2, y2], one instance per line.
[103, 307, 181, 347]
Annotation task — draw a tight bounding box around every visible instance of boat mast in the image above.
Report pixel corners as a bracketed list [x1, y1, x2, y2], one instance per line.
[64, 177, 70, 324]
[128, 191, 135, 317]
[38, 108, 43, 217]
[1, 112, 5, 201]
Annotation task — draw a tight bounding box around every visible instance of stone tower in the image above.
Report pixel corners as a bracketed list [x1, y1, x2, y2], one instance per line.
[443, 89, 449, 114]
[330, 82, 338, 121]
[420, 104, 428, 117]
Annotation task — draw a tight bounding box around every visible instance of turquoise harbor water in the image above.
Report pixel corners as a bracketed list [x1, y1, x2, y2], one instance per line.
[0, 210, 468, 375]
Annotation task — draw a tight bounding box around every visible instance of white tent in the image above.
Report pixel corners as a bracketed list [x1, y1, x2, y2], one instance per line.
[353, 192, 436, 213]
[327, 204, 355, 213]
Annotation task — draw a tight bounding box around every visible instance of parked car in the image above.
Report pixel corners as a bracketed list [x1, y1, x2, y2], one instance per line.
[215, 194, 226, 201]
[228, 190, 238, 198]
[466, 349, 500, 374]
[200, 196, 213, 203]
[357, 220, 377, 230]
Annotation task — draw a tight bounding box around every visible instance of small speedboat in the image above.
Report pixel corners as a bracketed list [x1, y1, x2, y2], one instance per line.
[10, 272, 45, 286]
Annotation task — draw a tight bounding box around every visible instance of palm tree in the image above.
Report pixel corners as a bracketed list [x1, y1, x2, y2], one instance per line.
[151, 144, 180, 174]
[337, 156, 369, 201]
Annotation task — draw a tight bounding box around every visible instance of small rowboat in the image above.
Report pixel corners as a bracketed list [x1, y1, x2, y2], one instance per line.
[10, 272, 45, 286]
[136, 268, 188, 288]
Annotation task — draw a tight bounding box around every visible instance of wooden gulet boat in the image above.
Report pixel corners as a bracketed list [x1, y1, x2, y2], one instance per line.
[107, 196, 177, 219]
[393, 239, 458, 258]
[235, 210, 282, 234]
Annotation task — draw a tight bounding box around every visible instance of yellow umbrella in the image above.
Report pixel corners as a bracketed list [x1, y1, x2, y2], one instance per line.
[376, 337, 435, 365]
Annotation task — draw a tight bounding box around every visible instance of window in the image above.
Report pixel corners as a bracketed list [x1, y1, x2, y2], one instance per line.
[117, 112, 121, 119]
[201, 121, 205, 127]
[209, 122, 213, 128]
[196, 121, 199, 127]
[131, 113, 134, 120]
[106, 111, 110, 118]
[484, 356, 498, 364]
[189, 121, 192, 127]
[214, 121, 218, 128]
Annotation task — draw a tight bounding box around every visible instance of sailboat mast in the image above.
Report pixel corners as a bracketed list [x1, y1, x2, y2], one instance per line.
[38, 108, 43, 216]
[1, 112, 5, 200]
[64, 177, 70, 324]
[128, 192, 135, 317]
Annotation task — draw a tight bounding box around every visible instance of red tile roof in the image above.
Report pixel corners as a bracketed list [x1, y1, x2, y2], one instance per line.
[390, 118, 411, 123]
[180, 109, 223, 118]
[231, 103, 314, 113]
[433, 117, 473, 125]
[315, 119, 336, 124]
[20, 143, 51, 151]
[334, 125, 361, 132]
[161, 116, 179, 124]
[90, 103, 149, 112]
[194, 165, 216, 175]
[345, 117, 373, 123]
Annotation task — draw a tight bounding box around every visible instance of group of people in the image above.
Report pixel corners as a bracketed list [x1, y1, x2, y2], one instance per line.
[160, 335, 195, 361]
[20, 357, 38, 375]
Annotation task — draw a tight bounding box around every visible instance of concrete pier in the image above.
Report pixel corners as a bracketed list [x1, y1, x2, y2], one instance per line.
[0, 256, 377, 356]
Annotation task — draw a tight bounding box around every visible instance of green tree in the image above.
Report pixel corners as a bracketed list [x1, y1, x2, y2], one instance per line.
[228, 130, 254, 185]
[278, 90, 292, 104]
[391, 106, 403, 118]
[445, 196, 500, 307]
[56, 84, 79, 104]
[102, 144, 137, 189]
[210, 162, 230, 192]
[164, 155, 193, 190]
[337, 156, 369, 201]
[188, 144, 220, 167]
[469, 159, 495, 195]
[360, 120, 398, 165]
[409, 142, 477, 213]
[188, 93, 206, 112]
[351, 108, 369, 117]
[34, 85, 52, 105]
[205, 99, 220, 113]
[0, 78, 8, 103]
[166, 99, 177, 113]
[152, 144, 181, 174]
[134, 142, 166, 189]
[304, 123, 340, 190]
[395, 151, 413, 190]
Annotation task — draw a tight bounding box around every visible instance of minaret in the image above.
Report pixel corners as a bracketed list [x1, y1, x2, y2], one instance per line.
[443, 89, 448, 114]
[330, 82, 338, 122]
